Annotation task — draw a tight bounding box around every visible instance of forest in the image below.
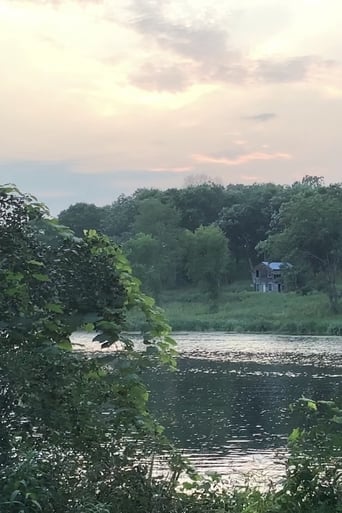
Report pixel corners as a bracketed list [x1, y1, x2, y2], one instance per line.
[1, 183, 342, 512]
[58, 176, 342, 332]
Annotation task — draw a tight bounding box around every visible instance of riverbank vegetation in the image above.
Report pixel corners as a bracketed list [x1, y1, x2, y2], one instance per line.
[1, 184, 342, 512]
[149, 285, 342, 335]
[59, 176, 342, 325]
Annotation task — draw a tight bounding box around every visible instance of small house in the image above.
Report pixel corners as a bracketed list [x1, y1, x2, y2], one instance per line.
[252, 261, 291, 293]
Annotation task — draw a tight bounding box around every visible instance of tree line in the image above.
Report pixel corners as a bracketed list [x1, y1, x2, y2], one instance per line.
[58, 176, 342, 311]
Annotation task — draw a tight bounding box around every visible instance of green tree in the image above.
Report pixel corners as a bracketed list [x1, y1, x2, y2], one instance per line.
[100, 194, 138, 242]
[259, 185, 342, 312]
[125, 233, 162, 296]
[0, 184, 177, 512]
[133, 197, 181, 240]
[218, 183, 284, 269]
[58, 202, 105, 237]
[132, 197, 182, 288]
[184, 225, 231, 301]
[165, 183, 227, 231]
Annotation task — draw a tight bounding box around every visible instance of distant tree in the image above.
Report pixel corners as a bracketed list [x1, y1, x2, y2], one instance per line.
[183, 174, 222, 187]
[124, 233, 162, 296]
[259, 185, 342, 312]
[184, 225, 231, 300]
[299, 175, 325, 189]
[133, 197, 181, 240]
[130, 198, 182, 289]
[218, 183, 284, 269]
[165, 183, 227, 231]
[133, 188, 162, 202]
[58, 202, 105, 237]
[101, 194, 137, 242]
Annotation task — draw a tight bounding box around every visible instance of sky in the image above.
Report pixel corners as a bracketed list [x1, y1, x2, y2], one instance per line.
[1, 0, 342, 214]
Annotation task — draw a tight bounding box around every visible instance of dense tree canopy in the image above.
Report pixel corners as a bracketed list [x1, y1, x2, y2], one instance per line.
[260, 185, 342, 311]
[56, 177, 342, 307]
[58, 202, 106, 237]
[184, 225, 231, 300]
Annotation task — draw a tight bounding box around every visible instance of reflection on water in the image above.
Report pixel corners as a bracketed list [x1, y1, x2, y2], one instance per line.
[145, 333, 342, 481]
[72, 331, 342, 482]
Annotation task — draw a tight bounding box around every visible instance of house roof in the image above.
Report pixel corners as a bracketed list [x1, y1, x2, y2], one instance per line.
[261, 261, 291, 270]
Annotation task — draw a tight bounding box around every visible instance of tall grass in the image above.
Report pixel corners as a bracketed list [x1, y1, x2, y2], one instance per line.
[127, 285, 342, 335]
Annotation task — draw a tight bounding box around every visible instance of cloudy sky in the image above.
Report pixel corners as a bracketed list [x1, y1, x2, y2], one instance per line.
[1, 0, 342, 213]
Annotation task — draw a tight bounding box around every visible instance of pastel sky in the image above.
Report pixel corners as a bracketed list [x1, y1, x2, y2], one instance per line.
[1, 0, 342, 213]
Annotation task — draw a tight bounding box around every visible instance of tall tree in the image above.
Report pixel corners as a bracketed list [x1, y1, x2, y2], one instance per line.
[218, 183, 284, 268]
[124, 233, 162, 296]
[100, 194, 138, 242]
[131, 197, 182, 288]
[133, 197, 181, 240]
[259, 185, 342, 312]
[165, 183, 227, 231]
[58, 202, 105, 237]
[184, 225, 231, 300]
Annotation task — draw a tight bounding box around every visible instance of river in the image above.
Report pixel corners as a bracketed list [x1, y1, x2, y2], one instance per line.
[146, 333, 342, 483]
[73, 332, 342, 484]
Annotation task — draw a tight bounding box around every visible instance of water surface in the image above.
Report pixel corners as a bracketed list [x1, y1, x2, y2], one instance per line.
[146, 333, 342, 481]
[73, 331, 342, 482]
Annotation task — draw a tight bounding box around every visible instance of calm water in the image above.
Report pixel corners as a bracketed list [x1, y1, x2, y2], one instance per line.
[73, 332, 342, 482]
[146, 333, 342, 481]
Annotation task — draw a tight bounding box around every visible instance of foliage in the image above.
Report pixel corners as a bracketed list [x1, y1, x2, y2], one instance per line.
[58, 202, 106, 237]
[124, 233, 162, 296]
[260, 185, 342, 311]
[165, 182, 227, 231]
[0, 184, 177, 512]
[133, 286, 338, 334]
[100, 194, 138, 242]
[272, 398, 342, 513]
[132, 197, 181, 240]
[56, 178, 342, 301]
[183, 225, 232, 301]
[218, 183, 284, 266]
[2, 182, 342, 512]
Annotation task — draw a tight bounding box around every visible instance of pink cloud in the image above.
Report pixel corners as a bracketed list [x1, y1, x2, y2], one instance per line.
[192, 151, 292, 166]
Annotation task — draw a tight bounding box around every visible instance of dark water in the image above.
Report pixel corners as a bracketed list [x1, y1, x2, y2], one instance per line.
[145, 333, 342, 481]
[73, 331, 342, 482]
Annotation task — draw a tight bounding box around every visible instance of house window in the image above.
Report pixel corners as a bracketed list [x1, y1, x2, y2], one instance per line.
[256, 284, 260, 291]
[268, 283, 273, 292]
[255, 270, 259, 278]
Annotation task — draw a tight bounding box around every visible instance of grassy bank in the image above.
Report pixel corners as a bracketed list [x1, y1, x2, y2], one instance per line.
[129, 283, 342, 335]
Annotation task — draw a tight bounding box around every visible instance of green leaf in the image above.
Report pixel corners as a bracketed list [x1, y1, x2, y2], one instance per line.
[10, 490, 21, 502]
[47, 303, 63, 313]
[83, 322, 95, 332]
[307, 400, 317, 411]
[28, 259, 44, 267]
[182, 481, 195, 490]
[57, 339, 72, 351]
[32, 273, 50, 282]
[289, 427, 301, 442]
